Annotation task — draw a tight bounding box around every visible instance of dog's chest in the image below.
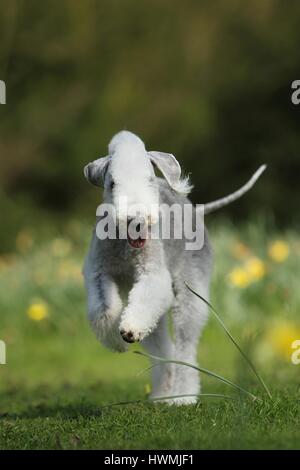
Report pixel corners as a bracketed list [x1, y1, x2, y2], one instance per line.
[101, 239, 140, 276]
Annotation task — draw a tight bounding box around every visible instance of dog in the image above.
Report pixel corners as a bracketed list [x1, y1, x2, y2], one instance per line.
[83, 130, 265, 404]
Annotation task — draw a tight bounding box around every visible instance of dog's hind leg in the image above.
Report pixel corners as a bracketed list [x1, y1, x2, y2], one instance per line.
[141, 314, 175, 400]
[171, 269, 210, 405]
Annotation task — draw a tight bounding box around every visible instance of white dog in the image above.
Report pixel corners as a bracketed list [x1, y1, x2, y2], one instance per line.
[83, 131, 265, 404]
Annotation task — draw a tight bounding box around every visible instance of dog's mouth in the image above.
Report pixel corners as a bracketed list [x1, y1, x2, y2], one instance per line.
[127, 236, 146, 249]
[127, 222, 147, 249]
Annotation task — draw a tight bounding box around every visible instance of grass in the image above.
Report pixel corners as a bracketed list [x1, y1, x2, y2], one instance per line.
[185, 284, 273, 400]
[1, 384, 299, 450]
[0, 217, 299, 449]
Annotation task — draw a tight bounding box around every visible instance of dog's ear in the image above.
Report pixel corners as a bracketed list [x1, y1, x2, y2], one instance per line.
[148, 151, 193, 195]
[84, 156, 110, 187]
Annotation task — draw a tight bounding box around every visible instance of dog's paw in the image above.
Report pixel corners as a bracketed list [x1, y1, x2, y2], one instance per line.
[165, 396, 198, 406]
[119, 327, 145, 343]
[119, 319, 150, 344]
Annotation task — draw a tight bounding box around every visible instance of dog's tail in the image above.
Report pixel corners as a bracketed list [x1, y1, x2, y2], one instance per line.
[203, 164, 267, 215]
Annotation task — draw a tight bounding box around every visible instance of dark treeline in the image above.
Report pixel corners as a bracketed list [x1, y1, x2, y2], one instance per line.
[0, 0, 300, 226]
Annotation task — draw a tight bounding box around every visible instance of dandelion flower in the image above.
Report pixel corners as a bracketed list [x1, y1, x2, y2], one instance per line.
[228, 267, 251, 288]
[27, 301, 49, 321]
[266, 321, 300, 360]
[268, 240, 289, 263]
[245, 257, 266, 281]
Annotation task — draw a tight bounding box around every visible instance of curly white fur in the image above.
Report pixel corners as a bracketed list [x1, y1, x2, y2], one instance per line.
[83, 131, 213, 405]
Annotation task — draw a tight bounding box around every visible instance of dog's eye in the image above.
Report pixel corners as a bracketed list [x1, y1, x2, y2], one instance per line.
[110, 180, 115, 190]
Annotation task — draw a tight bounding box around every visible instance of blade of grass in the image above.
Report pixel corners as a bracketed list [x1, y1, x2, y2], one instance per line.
[134, 351, 261, 402]
[101, 393, 235, 408]
[185, 282, 272, 400]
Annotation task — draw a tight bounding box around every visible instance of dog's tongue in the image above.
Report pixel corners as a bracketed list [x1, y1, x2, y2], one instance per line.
[127, 223, 147, 249]
[128, 236, 146, 249]
[127, 219, 148, 249]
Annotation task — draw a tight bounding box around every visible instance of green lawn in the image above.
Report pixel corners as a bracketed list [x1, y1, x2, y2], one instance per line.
[0, 218, 299, 449]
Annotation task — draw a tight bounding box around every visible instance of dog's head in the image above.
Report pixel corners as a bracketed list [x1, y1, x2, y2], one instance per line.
[84, 131, 192, 248]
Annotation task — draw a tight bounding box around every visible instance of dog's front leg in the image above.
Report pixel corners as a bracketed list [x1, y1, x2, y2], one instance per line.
[84, 271, 127, 352]
[119, 267, 173, 344]
[83, 233, 127, 352]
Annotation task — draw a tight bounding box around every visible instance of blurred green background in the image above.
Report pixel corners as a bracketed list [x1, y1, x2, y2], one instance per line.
[0, 0, 300, 449]
[1, 0, 300, 253]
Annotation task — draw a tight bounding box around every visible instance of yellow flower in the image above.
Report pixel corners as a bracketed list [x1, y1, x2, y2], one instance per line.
[232, 242, 251, 259]
[228, 267, 251, 288]
[245, 257, 266, 281]
[268, 240, 290, 263]
[27, 301, 49, 321]
[51, 238, 72, 257]
[229, 256, 266, 288]
[16, 229, 33, 253]
[266, 321, 300, 360]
